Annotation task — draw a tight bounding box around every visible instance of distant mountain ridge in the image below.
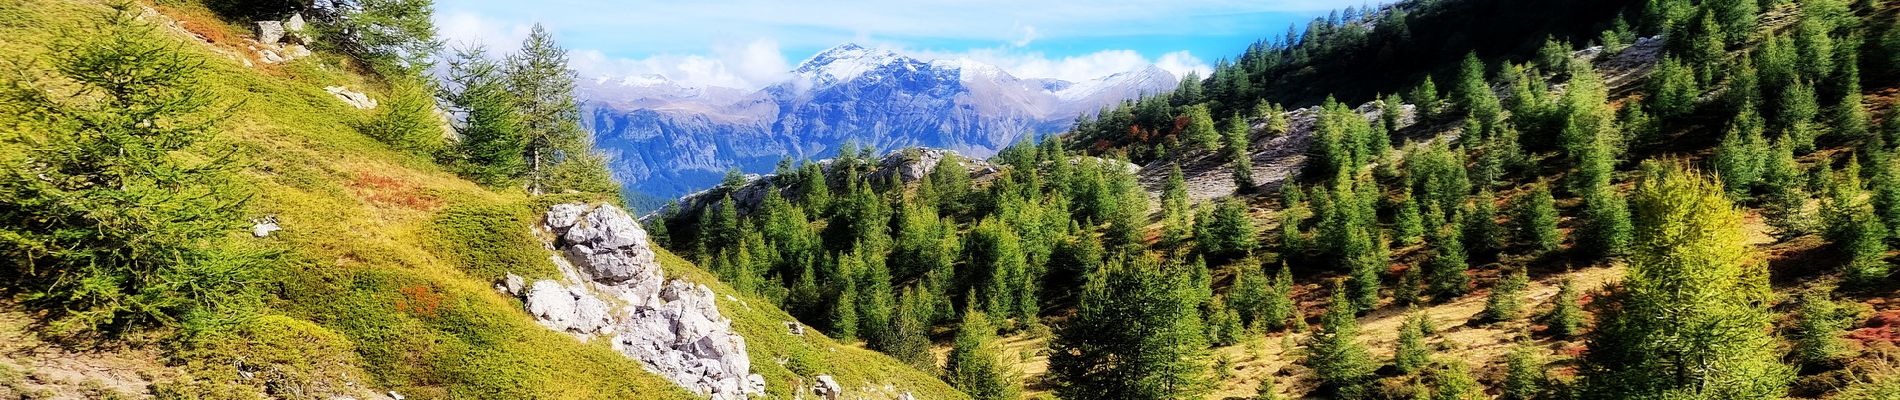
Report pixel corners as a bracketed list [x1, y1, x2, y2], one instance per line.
[579, 43, 1178, 201]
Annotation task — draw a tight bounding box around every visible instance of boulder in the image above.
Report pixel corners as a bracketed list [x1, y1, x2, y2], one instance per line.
[256, 20, 284, 44]
[284, 13, 306, 32]
[502, 273, 526, 296]
[251, 216, 281, 238]
[813, 375, 842, 400]
[524, 281, 611, 335]
[324, 86, 379, 110]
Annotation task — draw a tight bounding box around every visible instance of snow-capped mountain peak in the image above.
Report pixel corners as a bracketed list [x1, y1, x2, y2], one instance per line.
[794, 43, 907, 83]
[579, 42, 1180, 199]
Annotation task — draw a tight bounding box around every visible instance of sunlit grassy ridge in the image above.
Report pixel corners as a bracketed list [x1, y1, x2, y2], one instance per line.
[0, 0, 965, 398]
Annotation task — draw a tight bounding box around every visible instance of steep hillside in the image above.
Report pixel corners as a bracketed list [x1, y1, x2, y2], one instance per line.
[655, 0, 1900, 399]
[0, 1, 963, 399]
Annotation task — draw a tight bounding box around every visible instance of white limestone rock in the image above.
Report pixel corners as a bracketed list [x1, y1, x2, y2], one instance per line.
[519, 203, 764, 399]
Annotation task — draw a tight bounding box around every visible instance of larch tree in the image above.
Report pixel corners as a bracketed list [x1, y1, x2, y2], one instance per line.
[1581, 161, 1792, 399]
[1394, 308, 1432, 374]
[945, 309, 1021, 400]
[1185, 104, 1221, 152]
[1543, 277, 1585, 338]
[1512, 183, 1561, 255]
[509, 25, 619, 195]
[1789, 288, 1856, 368]
[444, 45, 526, 186]
[1303, 282, 1376, 394]
[0, 4, 258, 334]
[1050, 254, 1207, 400]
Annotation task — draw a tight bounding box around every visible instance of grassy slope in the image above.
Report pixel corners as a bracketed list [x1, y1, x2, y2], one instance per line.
[0, 1, 963, 399]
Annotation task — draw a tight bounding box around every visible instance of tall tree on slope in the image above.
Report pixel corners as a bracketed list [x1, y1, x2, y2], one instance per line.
[509, 24, 619, 196]
[1581, 161, 1791, 399]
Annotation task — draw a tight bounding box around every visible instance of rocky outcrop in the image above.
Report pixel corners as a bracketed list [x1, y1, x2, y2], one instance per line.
[325, 86, 379, 110]
[250, 13, 312, 64]
[507, 203, 765, 398]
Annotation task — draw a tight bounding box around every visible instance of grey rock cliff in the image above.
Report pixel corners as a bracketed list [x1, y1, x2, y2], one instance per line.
[515, 203, 764, 399]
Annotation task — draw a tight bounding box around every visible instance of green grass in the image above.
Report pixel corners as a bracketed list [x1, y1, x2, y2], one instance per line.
[0, 1, 967, 399]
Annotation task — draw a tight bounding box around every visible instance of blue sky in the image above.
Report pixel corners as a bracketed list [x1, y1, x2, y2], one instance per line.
[435, 0, 1382, 89]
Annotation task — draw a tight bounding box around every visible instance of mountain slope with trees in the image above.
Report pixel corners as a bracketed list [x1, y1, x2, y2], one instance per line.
[649, 0, 1900, 398]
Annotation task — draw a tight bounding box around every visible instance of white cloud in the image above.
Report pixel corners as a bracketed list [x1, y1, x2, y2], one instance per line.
[432, 0, 1360, 88]
[1012, 25, 1039, 47]
[566, 40, 788, 90]
[436, 11, 532, 51]
[436, 12, 790, 90]
[908, 47, 1209, 83]
[1154, 51, 1212, 78]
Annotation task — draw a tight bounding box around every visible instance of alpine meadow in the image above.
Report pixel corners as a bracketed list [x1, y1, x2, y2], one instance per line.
[3, 0, 1900, 399]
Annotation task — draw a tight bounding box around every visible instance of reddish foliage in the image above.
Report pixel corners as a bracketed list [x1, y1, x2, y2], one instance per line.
[396, 285, 445, 317]
[1848, 309, 1900, 345]
[350, 172, 444, 210]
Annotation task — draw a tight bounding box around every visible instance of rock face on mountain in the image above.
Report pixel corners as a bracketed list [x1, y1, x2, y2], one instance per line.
[507, 203, 764, 399]
[581, 43, 1177, 200]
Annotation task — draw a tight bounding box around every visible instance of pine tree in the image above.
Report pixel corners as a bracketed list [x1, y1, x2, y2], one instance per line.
[945, 309, 1021, 400]
[1262, 263, 1298, 332]
[1790, 289, 1855, 368]
[1254, 376, 1285, 400]
[1185, 104, 1221, 152]
[1578, 181, 1634, 259]
[1304, 282, 1376, 393]
[889, 286, 938, 371]
[1394, 308, 1431, 374]
[1710, 0, 1759, 46]
[1162, 164, 1193, 248]
[1206, 296, 1244, 347]
[360, 76, 445, 154]
[1411, 76, 1441, 119]
[308, 0, 441, 72]
[968, 218, 1032, 322]
[1202, 197, 1258, 264]
[1543, 277, 1585, 338]
[1512, 183, 1562, 255]
[1346, 229, 1386, 313]
[509, 25, 618, 195]
[0, 4, 257, 333]
[1281, 186, 1313, 259]
[1394, 188, 1426, 246]
[1425, 224, 1472, 300]
[1232, 264, 1271, 330]
[1428, 360, 1484, 400]
[1050, 254, 1207, 400]
[1501, 344, 1549, 400]
[1394, 265, 1423, 307]
[1581, 161, 1793, 399]
[1452, 52, 1501, 126]
[1761, 138, 1813, 237]
[1483, 268, 1529, 322]
[828, 256, 860, 341]
[445, 46, 526, 186]
[1714, 102, 1770, 198]
[1873, 154, 1900, 239]
[1781, 79, 1821, 153]
[1463, 189, 1505, 257]
[1649, 57, 1699, 120]
[857, 250, 897, 351]
[1822, 156, 1891, 284]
